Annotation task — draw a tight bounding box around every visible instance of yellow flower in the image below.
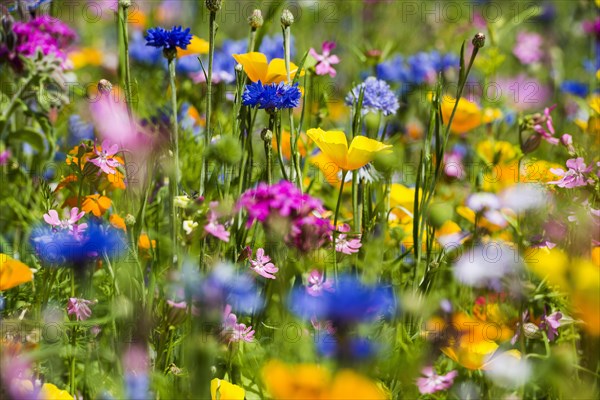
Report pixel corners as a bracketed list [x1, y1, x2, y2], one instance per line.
[210, 378, 245, 400]
[82, 194, 112, 217]
[307, 128, 392, 171]
[177, 36, 209, 57]
[389, 183, 420, 219]
[232, 52, 303, 84]
[440, 96, 502, 134]
[11, 380, 73, 400]
[0, 253, 34, 291]
[68, 47, 103, 69]
[109, 214, 127, 231]
[138, 234, 156, 251]
[328, 369, 388, 400]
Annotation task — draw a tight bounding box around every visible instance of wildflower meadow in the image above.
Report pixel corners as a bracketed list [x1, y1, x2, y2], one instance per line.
[1, 0, 600, 399]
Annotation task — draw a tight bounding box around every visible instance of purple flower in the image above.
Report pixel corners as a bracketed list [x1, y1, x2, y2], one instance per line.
[533, 105, 559, 145]
[346, 77, 399, 116]
[540, 311, 562, 341]
[204, 202, 230, 242]
[549, 157, 595, 188]
[513, 31, 544, 65]
[0, 150, 10, 165]
[43, 207, 87, 234]
[67, 297, 95, 321]
[222, 305, 255, 343]
[306, 269, 334, 297]
[90, 140, 122, 175]
[416, 367, 458, 394]
[249, 248, 279, 279]
[309, 41, 340, 77]
[333, 224, 362, 255]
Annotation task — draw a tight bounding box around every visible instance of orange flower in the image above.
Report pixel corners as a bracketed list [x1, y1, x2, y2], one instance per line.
[110, 214, 127, 231]
[0, 253, 34, 291]
[82, 194, 112, 217]
[272, 130, 308, 159]
[138, 234, 156, 251]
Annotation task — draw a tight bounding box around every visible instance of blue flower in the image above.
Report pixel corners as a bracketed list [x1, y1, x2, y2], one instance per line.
[346, 77, 399, 116]
[316, 333, 378, 360]
[177, 54, 201, 74]
[68, 115, 95, 146]
[242, 81, 302, 110]
[30, 221, 126, 266]
[145, 26, 193, 51]
[289, 275, 396, 324]
[259, 35, 295, 60]
[560, 81, 589, 98]
[130, 30, 163, 65]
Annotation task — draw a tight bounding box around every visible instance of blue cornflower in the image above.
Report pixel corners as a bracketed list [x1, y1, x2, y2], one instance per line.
[259, 34, 295, 60]
[560, 81, 589, 98]
[289, 275, 396, 324]
[130, 30, 162, 65]
[68, 115, 95, 146]
[242, 81, 302, 110]
[145, 26, 193, 52]
[30, 221, 126, 266]
[316, 334, 378, 360]
[346, 77, 399, 116]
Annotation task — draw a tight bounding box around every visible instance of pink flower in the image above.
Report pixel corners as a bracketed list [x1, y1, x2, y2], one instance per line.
[532, 105, 559, 145]
[0, 150, 10, 165]
[222, 305, 255, 343]
[309, 41, 340, 77]
[513, 31, 544, 65]
[306, 269, 334, 297]
[43, 207, 87, 234]
[90, 140, 121, 175]
[332, 224, 362, 255]
[249, 248, 279, 279]
[67, 297, 95, 321]
[443, 151, 466, 180]
[204, 202, 230, 242]
[549, 157, 594, 188]
[540, 311, 562, 341]
[416, 367, 458, 394]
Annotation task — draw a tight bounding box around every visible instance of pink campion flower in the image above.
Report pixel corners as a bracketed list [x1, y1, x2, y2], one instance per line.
[443, 151, 466, 180]
[416, 367, 458, 394]
[43, 207, 87, 233]
[560, 134, 575, 154]
[249, 248, 278, 279]
[90, 140, 121, 175]
[532, 105, 559, 145]
[548, 157, 595, 188]
[0, 150, 10, 165]
[332, 224, 362, 255]
[309, 41, 340, 77]
[513, 31, 544, 65]
[222, 305, 255, 343]
[540, 311, 562, 341]
[306, 269, 334, 297]
[67, 297, 95, 321]
[204, 202, 230, 242]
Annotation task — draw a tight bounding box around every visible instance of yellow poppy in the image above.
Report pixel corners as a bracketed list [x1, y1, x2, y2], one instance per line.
[232, 52, 303, 84]
[307, 128, 392, 171]
[138, 234, 156, 251]
[68, 47, 103, 69]
[310, 152, 341, 186]
[440, 96, 502, 134]
[0, 253, 34, 291]
[328, 370, 388, 400]
[177, 36, 209, 57]
[10, 380, 73, 400]
[82, 194, 112, 217]
[210, 378, 245, 400]
[389, 183, 421, 218]
[272, 130, 308, 159]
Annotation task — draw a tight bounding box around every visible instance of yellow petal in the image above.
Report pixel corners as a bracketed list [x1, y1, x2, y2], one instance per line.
[389, 184, 419, 213]
[177, 36, 209, 57]
[526, 247, 570, 289]
[346, 136, 392, 170]
[39, 383, 74, 400]
[310, 152, 342, 186]
[328, 370, 388, 399]
[265, 59, 302, 84]
[306, 128, 349, 170]
[0, 253, 34, 291]
[232, 52, 268, 83]
[210, 379, 245, 400]
[82, 194, 112, 217]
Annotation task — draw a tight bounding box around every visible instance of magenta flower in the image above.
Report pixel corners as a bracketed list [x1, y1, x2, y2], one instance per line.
[533, 105, 559, 145]
[513, 31, 544, 65]
[443, 150, 466, 180]
[67, 297, 95, 321]
[333, 224, 362, 255]
[249, 248, 279, 279]
[549, 157, 595, 188]
[222, 305, 255, 343]
[306, 269, 334, 297]
[90, 140, 121, 175]
[416, 367, 458, 394]
[0, 150, 10, 165]
[204, 201, 230, 242]
[540, 311, 562, 341]
[43, 207, 87, 234]
[309, 41, 340, 77]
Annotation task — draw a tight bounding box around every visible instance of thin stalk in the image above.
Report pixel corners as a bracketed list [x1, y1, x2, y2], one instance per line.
[332, 170, 349, 281]
[119, 2, 134, 119]
[201, 10, 217, 194]
[168, 58, 180, 267]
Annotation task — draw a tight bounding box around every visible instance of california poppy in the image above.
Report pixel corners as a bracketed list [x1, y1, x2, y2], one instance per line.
[0, 253, 34, 291]
[232, 52, 303, 84]
[82, 194, 112, 217]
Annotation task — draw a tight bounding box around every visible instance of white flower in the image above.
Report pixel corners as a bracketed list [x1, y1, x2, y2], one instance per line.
[485, 351, 531, 388]
[183, 220, 199, 235]
[453, 241, 522, 288]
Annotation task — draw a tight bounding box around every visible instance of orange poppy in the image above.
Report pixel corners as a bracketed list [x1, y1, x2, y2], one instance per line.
[82, 194, 112, 217]
[0, 253, 34, 291]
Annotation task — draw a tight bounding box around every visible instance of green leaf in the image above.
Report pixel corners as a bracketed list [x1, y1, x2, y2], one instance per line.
[10, 127, 46, 153]
[458, 40, 466, 85]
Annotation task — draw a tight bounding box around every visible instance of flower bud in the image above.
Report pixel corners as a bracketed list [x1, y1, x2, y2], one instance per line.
[281, 9, 294, 27]
[560, 134, 576, 155]
[235, 63, 243, 72]
[97, 79, 113, 95]
[2, 14, 14, 33]
[521, 132, 542, 154]
[523, 322, 542, 339]
[125, 213, 136, 226]
[118, 0, 132, 8]
[472, 32, 486, 48]
[261, 129, 273, 142]
[248, 9, 263, 30]
[205, 0, 223, 12]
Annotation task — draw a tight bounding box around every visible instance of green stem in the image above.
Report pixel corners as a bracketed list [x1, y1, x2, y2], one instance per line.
[201, 10, 217, 194]
[332, 170, 348, 281]
[119, 3, 134, 119]
[168, 58, 180, 267]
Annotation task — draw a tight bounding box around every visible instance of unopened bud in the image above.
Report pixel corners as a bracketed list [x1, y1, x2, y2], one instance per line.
[118, 0, 131, 8]
[2, 14, 14, 33]
[97, 79, 113, 94]
[472, 32, 485, 48]
[261, 129, 273, 141]
[523, 323, 542, 339]
[205, 0, 222, 12]
[235, 63, 243, 72]
[521, 132, 542, 154]
[248, 9, 263, 30]
[125, 214, 136, 226]
[281, 9, 294, 27]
